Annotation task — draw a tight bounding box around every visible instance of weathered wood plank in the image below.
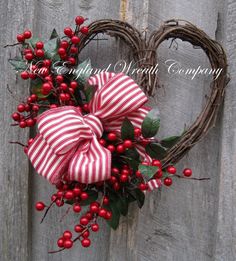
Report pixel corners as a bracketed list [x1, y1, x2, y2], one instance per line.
[0, 1, 35, 261]
[214, 0, 236, 260]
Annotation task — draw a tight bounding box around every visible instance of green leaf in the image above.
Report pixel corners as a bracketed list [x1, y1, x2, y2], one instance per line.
[104, 202, 120, 230]
[121, 118, 134, 140]
[141, 108, 160, 138]
[8, 57, 28, 71]
[128, 189, 145, 208]
[161, 136, 181, 148]
[80, 190, 98, 206]
[50, 29, 59, 39]
[122, 148, 140, 170]
[84, 84, 97, 102]
[44, 37, 59, 59]
[124, 148, 140, 160]
[116, 195, 129, 216]
[145, 143, 167, 160]
[73, 59, 92, 85]
[138, 164, 158, 181]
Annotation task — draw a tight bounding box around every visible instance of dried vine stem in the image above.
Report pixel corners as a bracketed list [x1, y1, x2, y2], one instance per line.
[78, 19, 228, 168]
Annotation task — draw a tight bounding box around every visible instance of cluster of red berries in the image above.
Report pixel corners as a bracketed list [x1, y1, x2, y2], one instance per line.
[35, 178, 112, 250]
[14, 16, 90, 115]
[11, 94, 39, 128]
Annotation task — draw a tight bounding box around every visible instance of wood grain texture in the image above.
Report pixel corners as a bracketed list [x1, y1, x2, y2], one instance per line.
[0, 1, 35, 261]
[214, 0, 236, 260]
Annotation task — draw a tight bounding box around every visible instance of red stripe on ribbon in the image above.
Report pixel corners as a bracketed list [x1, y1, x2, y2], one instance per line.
[27, 73, 150, 184]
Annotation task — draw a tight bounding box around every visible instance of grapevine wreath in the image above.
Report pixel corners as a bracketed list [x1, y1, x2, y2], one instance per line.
[7, 16, 228, 252]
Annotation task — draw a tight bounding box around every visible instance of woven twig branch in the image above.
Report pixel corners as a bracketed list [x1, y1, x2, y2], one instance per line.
[78, 19, 228, 167]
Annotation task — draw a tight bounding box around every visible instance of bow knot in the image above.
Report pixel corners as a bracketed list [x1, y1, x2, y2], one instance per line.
[27, 72, 150, 184]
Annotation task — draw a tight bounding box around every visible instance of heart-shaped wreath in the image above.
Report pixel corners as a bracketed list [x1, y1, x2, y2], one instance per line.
[7, 16, 228, 252]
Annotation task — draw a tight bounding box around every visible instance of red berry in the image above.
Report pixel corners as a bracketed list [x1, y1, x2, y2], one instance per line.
[64, 239, 73, 249]
[183, 168, 192, 177]
[103, 196, 109, 205]
[60, 40, 69, 49]
[71, 36, 80, 44]
[59, 93, 67, 101]
[155, 169, 163, 178]
[64, 190, 74, 200]
[110, 176, 117, 184]
[82, 103, 89, 112]
[75, 16, 85, 25]
[80, 26, 89, 34]
[152, 160, 162, 168]
[111, 167, 119, 175]
[35, 201, 45, 211]
[58, 48, 66, 56]
[64, 27, 73, 37]
[63, 230, 72, 240]
[73, 203, 81, 213]
[82, 230, 90, 238]
[74, 224, 83, 233]
[73, 187, 81, 196]
[17, 34, 25, 42]
[35, 49, 44, 57]
[26, 118, 35, 127]
[68, 57, 76, 65]
[80, 192, 88, 200]
[91, 223, 99, 232]
[12, 112, 20, 121]
[121, 169, 129, 175]
[32, 105, 39, 111]
[56, 75, 64, 83]
[113, 182, 120, 191]
[134, 127, 141, 137]
[90, 204, 99, 213]
[81, 238, 91, 248]
[57, 238, 64, 248]
[70, 81, 78, 89]
[116, 144, 125, 153]
[107, 145, 115, 153]
[42, 82, 52, 93]
[120, 174, 128, 183]
[80, 217, 89, 226]
[60, 83, 68, 91]
[135, 170, 142, 178]
[17, 104, 25, 112]
[139, 183, 147, 191]
[123, 140, 133, 149]
[164, 177, 172, 186]
[23, 30, 32, 39]
[70, 46, 78, 54]
[25, 53, 34, 60]
[55, 199, 64, 207]
[20, 71, 29, 80]
[104, 211, 112, 220]
[107, 132, 117, 141]
[98, 208, 107, 218]
[43, 59, 51, 67]
[36, 41, 44, 49]
[99, 138, 106, 146]
[23, 48, 32, 54]
[19, 121, 27, 128]
[167, 166, 176, 174]
[51, 194, 57, 202]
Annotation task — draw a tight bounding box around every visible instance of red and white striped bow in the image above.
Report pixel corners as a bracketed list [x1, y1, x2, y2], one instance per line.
[27, 72, 150, 184]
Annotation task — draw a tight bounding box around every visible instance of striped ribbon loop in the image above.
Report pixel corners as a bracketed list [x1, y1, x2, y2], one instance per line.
[27, 72, 150, 184]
